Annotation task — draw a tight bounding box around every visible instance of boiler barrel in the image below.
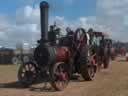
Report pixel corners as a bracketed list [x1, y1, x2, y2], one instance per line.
[34, 46, 70, 66]
[40, 1, 49, 41]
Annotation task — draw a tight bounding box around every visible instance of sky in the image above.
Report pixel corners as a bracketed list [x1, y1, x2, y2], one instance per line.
[0, 0, 127, 48]
[0, 0, 96, 18]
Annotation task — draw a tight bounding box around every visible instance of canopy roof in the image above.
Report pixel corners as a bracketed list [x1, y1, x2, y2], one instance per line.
[92, 31, 109, 37]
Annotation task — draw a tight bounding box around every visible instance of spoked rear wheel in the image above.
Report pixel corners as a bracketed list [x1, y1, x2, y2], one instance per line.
[18, 62, 38, 87]
[97, 56, 102, 71]
[50, 62, 69, 91]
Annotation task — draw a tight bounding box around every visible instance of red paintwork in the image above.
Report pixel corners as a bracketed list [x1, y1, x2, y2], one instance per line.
[126, 57, 128, 61]
[57, 72, 67, 81]
[90, 56, 96, 65]
[126, 53, 128, 61]
[120, 47, 126, 55]
[111, 48, 115, 53]
[87, 55, 96, 66]
[55, 47, 70, 62]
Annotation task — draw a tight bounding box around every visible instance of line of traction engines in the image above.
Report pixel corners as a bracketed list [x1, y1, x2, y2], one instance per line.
[17, 1, 114, 91]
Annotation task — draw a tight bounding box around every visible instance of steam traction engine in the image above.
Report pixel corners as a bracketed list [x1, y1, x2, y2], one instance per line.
[94, 32, 112, 70]
[126, 52, 128, 61]
[18, 1, 97, 91]
[111, 47, 116, 60]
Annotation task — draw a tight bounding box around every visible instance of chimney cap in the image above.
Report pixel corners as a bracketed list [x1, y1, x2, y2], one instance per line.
[40, 1, 49, 8]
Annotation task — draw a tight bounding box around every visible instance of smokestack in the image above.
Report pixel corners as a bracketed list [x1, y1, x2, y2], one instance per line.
[40, 1, 49, 41]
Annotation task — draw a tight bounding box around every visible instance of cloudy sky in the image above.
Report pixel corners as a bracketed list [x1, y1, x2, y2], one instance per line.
[0, 0, 127, 48]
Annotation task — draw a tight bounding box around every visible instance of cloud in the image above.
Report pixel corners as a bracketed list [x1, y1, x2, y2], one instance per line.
[0, 5, 40, 48]
[97, 0, 128, 41]
[0, 0, 128, 48]
[0, 4, 114, 48]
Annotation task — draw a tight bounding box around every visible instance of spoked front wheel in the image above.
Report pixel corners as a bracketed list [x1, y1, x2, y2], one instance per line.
[50, 62, 70, 91]
[80, 62, 96, 81]
[18, 62, 38, 87]
[80, 45, 97, 81]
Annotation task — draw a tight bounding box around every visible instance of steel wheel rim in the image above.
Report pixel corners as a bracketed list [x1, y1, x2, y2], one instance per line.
[53, 62, 69, 90]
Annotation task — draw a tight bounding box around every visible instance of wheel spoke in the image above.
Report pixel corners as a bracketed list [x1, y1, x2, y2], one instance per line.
[21, 73, 25, 77]
[89, 66, 95, 78]
[25, 65, 29, 71]
[30, 66, 35, 72]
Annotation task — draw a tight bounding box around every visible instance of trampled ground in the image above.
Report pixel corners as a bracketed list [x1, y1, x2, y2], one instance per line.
[0, 57, 128, 96]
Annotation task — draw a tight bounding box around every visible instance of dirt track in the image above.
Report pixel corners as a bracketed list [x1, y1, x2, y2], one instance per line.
[0, 57, 128, 96]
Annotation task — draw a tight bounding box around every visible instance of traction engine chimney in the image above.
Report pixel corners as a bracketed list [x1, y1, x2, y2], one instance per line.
[40, 1, 49, 42]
